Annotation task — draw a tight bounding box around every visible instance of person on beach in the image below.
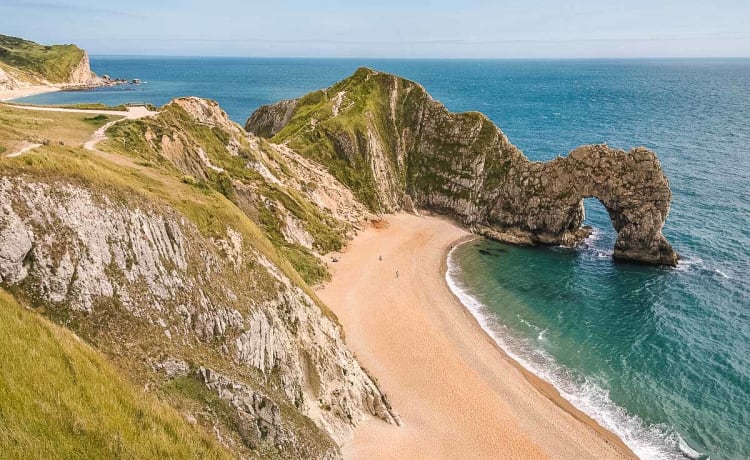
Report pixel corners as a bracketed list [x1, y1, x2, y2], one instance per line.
[396, 270, 399, 278]
[379, 255, 382, 261]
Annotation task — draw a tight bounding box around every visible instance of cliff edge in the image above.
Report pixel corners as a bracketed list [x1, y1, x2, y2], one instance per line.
[247, 67, 678, 266]
[0, 34, 115, 92]
[0, 98, 397, 458]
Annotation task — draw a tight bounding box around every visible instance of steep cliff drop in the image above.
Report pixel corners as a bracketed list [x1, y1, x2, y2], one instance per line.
[0, 97, 400, 458]
[247, 67, 678, 266]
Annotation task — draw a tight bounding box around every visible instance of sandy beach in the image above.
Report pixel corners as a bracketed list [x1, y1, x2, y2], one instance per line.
[317, 213, 635, 459]
[0, 85, 61, 102]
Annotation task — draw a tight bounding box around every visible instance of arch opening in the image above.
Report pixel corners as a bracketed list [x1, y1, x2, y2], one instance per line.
[582, 197, 618, 249]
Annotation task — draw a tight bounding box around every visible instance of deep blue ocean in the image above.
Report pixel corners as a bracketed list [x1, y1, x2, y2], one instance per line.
[15, 57, 750, 459]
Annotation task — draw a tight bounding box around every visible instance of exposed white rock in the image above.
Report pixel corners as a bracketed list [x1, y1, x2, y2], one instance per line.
[0, 175, 398, 454]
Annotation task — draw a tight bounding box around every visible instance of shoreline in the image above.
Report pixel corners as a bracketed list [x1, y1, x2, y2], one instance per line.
[442, 238, 637, 457]
[0, 85, 61, 102]
[0, 79, 127, 102]
[317, 213, 634, 459]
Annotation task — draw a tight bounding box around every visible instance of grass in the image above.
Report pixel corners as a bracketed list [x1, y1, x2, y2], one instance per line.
[0, 103, 118, 154]
[83, 114, 110, 123]
[0, 34, 85, 83]
[272, 68, 402, 211]
[0, 144, 340, 325]
[0, 288, 230, 459]
[102, 101, 346, 285]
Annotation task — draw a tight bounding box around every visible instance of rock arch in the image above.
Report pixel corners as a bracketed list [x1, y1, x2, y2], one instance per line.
[246, 68, 679, 266]
[485, 145, 678, 266]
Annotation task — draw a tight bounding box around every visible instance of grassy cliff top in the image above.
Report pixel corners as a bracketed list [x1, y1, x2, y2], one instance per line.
[0, 34, 85, 83]
[0, 288, 230, 458]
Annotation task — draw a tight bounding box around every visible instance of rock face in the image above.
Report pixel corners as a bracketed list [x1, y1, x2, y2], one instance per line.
[67, 51, 98, 86]
[108, 96, 370, 285]
[0, 175, 397, 458]
[247, 67, 678, 266]
[0, 65, 22, 91]
[247, 99, 298, 138]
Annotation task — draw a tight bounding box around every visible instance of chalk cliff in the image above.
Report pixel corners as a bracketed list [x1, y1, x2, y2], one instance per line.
[0, 34, 116, 91]
[247, 68, 678, 266]
[0, 96, 397, 458]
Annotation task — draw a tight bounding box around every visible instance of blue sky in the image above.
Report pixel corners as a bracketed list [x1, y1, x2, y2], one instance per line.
[2, 0, 749, 57]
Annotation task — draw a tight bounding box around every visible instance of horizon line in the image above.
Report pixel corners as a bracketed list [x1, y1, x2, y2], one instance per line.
[88, 54, 750, 60]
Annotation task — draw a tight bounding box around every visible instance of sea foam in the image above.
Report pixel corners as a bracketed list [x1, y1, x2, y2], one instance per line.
[445, 242, 706, 460]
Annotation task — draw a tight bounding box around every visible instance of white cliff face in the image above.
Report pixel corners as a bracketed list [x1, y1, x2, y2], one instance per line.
[68, 51, 96, 85]
[0, 176, 397, 457]
[0, 66, 20, 91]
[0, 50, 104, 90]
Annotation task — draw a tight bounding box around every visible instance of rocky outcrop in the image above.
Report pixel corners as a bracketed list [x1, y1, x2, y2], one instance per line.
[0, 65, 23, 91]
[246, 99, 298, 138]
[0, 34, 124, 91]
[248, 68, 678, 266]
[67, 51, 97, 85]
[108, 96, 369, 285]
[0, 176, 397, 458]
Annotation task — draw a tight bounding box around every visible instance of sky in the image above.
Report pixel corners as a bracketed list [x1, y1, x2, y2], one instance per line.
[2, 0, 749, 58]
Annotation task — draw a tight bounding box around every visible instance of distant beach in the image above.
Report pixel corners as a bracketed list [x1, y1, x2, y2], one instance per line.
[0, 85, 61, 102]
[317, 213, 634, 459]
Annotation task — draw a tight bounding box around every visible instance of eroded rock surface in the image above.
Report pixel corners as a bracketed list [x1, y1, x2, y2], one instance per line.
[0, 176, 398, 458]
[248, 67, 678, 265]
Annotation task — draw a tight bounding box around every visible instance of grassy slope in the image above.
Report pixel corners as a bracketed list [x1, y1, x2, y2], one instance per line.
[0, 103, 117, 154]
[264, 68, 515, 216]
[0, 100, 346, 456]
[102, 102, 347, 285]
[0, 34, 84, 83]
[271, 68, 394, 211]
[0, 288, 230, 459]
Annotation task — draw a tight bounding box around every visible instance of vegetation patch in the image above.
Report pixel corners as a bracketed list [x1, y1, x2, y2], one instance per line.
[83, 114, 109, 124]
[0, 103, 121, 152]
[0, 288, 230, 459]
[0, 34, 85, 83]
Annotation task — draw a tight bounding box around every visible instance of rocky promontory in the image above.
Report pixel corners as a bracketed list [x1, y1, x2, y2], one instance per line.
[0, 34, 125, 92]
[247, 67, 678, 266]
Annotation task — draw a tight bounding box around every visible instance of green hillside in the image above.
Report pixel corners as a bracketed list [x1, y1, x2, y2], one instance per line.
[0, 34, 85, 83]
[0, 288, 230, 459]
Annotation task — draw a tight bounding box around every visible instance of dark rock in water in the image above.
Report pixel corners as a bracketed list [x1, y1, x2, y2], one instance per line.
[247, 67, 678, 266]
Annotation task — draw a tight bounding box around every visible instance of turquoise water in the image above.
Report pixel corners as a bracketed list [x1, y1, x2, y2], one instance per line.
[16, 58, 750, 459]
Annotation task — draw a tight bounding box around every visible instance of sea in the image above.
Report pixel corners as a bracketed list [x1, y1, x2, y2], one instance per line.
[14, 57, 750, 459]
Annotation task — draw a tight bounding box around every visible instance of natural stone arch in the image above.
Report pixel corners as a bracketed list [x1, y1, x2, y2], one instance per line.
[247, 68, 678, 266]
[485, 145, 678, 266]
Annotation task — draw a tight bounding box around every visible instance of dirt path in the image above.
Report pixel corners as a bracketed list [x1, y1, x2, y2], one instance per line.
[2, 104, 156, 158]
[6, 142, 42, 158]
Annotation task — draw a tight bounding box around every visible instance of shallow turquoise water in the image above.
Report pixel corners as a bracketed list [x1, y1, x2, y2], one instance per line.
[17, 57, 750, 459]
